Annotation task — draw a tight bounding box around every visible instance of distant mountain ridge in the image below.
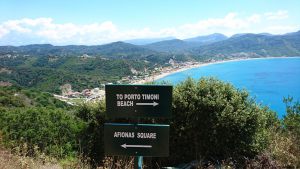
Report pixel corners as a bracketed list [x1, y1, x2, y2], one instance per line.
[1, 30, 300, 93]
[184, 33, 228, 43]
[142, 39, 197, 53]
[1, 31, 300, 59]
[0, 41, 162, 60]
[142, 33, 228, 53]
[124, 37, 175, 45]
[191, 30, 300, 58]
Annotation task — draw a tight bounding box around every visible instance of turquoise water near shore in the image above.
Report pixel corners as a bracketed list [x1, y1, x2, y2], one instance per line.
[158, 57, 300, 118]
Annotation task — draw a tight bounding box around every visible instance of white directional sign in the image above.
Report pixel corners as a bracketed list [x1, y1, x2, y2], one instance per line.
[121, 144, 152, 149]
[105, 85, 172, 118]
[136, 101, 159, 107]
[104, 123, 169, 156]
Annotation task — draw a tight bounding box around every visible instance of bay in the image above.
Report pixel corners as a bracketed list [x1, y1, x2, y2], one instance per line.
[157, 57, 300, 118]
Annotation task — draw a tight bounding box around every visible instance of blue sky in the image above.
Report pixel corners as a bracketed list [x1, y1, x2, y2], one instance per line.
[1, 0, 300, 45]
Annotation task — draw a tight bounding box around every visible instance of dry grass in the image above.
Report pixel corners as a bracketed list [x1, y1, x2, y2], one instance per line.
[102, 156, 135, 169]
[0, 132, 61, 169]
[0, 146, 62, 169]
[268, 130, 300, 168]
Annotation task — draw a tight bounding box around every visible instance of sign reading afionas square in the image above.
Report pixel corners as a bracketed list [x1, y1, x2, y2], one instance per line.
[104, 123, 169, 156]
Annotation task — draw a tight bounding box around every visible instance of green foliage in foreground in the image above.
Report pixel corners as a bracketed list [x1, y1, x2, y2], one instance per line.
[0, 86, 80, 158]
[75, 103, 106, 167]
[261, 97, 300, 168]
[0, 107, 85, 158]
[283, 97, 300, 140]
[167, 77, 278, 165]
[0, 78, 299, 168]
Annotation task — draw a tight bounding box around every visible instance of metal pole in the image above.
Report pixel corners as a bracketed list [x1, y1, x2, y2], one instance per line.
[134, 156, 143, 169]
[134, 117, 143, 169]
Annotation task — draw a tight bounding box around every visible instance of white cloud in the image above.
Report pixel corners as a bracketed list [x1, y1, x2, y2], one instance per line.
[3, 20, 32, 33]
[0, 26, 9, 38]
[175, 13, 263, 38]
[0, 10, 298, 45]
[265, 10, 288, 20]
[0, 18, 120, 44]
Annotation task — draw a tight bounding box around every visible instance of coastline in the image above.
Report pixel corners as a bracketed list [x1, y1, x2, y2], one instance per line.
[132, 56, 299, 84]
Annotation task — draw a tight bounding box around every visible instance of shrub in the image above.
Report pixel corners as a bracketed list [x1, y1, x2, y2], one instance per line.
[268, 97, 300, 168]
[0, 107, 85, 158]
[283, 97, 300, 140]
[75, 102, 106, 167]
[268, 129, 299, 168]
[167, 77, 278, 166]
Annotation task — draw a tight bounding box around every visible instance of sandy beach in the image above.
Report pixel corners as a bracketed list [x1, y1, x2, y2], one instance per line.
[133, 56, 296, 84]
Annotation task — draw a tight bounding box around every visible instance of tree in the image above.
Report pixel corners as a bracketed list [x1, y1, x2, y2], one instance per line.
[167, 77, 277, 166]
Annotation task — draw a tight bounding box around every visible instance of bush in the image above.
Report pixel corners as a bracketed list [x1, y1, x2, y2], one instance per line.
[166, 77, 278, 166]
[0, 107, 85, 158]
[0, 86, 70, 109]
[75, 102, 106, 167]
[268, 97, 300, 168]
[283, 97, 300, 140]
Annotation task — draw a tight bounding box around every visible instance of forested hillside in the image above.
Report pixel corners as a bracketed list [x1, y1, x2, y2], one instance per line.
[1, 31, 299, 93]
[191, 31, 300, 59]
[0, 55, 150, 93]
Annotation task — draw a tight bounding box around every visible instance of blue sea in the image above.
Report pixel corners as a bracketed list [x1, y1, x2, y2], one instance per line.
[157, 57, 300, 118]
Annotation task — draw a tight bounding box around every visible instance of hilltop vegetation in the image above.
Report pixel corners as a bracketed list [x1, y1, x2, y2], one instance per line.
[0, 54, 154, 93]
[0, 78, 299, 168]
[0, 86, 69, 108]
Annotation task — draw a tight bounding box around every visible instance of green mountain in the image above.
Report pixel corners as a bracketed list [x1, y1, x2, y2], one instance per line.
[191, 31, 300, 59]
[184, 33, 228, 43]
[143, 39, 197, 53]
[1, 30, 299, 93]
[0, 42, 162, 60]
[124, 37, 175, 45]
[0, 42, 173, 93]
[0, 56, 151, 93]
[142, 33, 228, 53]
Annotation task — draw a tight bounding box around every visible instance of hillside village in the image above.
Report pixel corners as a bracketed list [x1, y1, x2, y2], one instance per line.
[54, 60, 202, 104]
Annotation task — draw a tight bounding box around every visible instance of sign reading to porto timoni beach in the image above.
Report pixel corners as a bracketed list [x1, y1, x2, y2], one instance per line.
[104, 123, 169, 156]
[105, 85, 172, 118]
